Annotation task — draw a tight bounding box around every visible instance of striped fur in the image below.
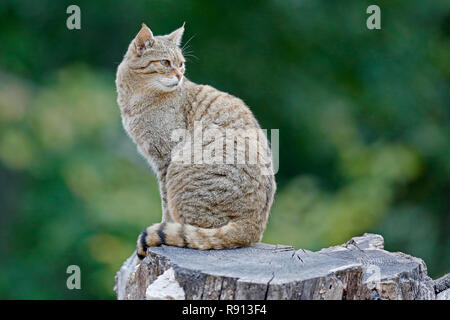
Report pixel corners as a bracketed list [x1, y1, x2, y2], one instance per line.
[137, 221, 263, 258]
[116, 24, 276, 259]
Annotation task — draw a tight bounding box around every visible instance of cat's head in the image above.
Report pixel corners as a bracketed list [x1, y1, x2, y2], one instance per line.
[120, 23, 186, 92]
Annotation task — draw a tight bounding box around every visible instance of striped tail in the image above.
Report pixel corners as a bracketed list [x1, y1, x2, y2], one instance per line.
[136, 221, 260, 259]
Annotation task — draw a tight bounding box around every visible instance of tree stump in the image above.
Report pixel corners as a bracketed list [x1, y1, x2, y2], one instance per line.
[114, 233, 448, 300]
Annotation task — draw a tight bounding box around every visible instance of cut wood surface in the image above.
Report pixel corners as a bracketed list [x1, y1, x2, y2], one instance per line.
[114, 233, 448, 300]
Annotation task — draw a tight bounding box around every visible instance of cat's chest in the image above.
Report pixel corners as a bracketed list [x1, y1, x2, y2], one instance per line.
[122, 101, 185, 167]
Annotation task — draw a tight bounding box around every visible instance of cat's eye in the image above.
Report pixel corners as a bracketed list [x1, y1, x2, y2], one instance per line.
[179, 62, 184, 68]
[160, 60, 171, 67]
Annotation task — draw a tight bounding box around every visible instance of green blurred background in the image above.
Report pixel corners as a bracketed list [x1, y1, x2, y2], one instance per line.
[0, 0, 448, 299]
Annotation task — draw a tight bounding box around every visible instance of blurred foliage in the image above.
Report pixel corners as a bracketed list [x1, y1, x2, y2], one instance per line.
[0, 0, 448, 299]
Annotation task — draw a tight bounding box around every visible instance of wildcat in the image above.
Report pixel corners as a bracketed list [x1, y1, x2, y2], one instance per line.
[115, 23, 276, 259]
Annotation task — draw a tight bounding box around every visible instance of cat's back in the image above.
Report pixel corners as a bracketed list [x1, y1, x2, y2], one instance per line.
[184, 80, 258, 130]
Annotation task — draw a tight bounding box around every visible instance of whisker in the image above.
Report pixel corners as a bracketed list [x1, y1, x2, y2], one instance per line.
[182, 49, 196, 57]
[182, 34, 196, 51]
[182, 44, 191, 53]
[184, 54, 199, 61]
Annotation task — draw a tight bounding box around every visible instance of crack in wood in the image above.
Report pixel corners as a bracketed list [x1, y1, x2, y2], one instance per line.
[115, 234, 443, 300]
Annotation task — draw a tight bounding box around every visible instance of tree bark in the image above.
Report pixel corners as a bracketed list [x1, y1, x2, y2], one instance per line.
[114, 233, 448, 300]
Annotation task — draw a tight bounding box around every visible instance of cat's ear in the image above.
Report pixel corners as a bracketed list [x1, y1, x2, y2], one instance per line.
[165, 22, 185, 46]
[134, 23, 154, 55]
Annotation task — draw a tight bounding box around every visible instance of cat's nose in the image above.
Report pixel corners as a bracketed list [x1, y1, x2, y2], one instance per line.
[175, 73, 183, 81]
